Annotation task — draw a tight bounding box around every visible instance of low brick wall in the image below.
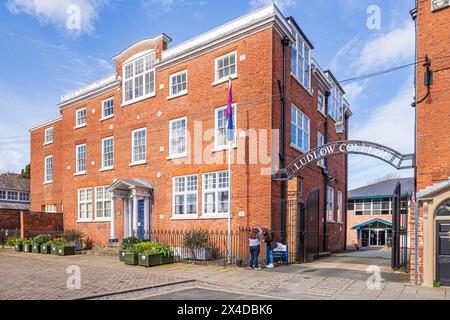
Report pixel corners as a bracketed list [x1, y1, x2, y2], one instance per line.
[0, 210, 21, 230]
[20, 211, 64, 238]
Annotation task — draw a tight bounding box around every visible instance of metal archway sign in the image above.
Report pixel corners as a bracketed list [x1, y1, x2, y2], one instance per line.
[284, 140, 415, 180]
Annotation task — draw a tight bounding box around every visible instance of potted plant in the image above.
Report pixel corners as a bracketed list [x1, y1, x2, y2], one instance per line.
[40, 239, 53, 254]
[7, 238, 24, 252]
[57, 244, 76, 256]
[32, 235, 51, 254]
[119, 237, 140, 262]
[22, 239, 33, 253]
[63, 229, 84, 251]
[137, 242, 162, 267]
[157, 244, 175, 265]
[124, 246, 141, 266]
[183, 230, 213, 261]
[50, 238, 67, 255]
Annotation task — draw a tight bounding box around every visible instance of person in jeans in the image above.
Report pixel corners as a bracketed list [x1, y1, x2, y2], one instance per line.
[263, 228, 275, 268]
[249, 227, 262, 269]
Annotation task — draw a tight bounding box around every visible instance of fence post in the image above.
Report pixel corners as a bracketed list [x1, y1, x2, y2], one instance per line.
[19, 211, 25, 239]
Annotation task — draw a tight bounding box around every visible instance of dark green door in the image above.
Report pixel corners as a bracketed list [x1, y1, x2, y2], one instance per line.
[436, 221, 450, 286]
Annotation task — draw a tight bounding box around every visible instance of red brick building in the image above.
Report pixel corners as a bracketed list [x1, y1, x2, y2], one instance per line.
[29, 5, 350, 258]
[410, 0, 450, 286]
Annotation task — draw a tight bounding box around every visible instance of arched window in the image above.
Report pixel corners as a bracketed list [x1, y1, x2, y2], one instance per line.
[436, 200, 450, 217]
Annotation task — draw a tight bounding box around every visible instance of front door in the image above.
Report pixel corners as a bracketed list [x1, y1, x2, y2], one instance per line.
[436, 221, 450, 286]
[137, 200, 145, 240]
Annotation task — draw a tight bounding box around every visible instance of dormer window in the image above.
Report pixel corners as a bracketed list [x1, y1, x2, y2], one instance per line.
[291, 31, 311, 90]
[123, 52, 156, 105]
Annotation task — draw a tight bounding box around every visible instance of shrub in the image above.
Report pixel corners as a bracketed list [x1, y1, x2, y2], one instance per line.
[120, 237, 140, 251]
[48, 238, 68, 247]
[184, 230, 209, 249]
[134, 242, 174, 257]
[63, 229, 84, 242]
[5, 237, 22, 246]
[33, 234, 51, 245]
[84, 237, 95, 250]
[22, 239, 33, 246]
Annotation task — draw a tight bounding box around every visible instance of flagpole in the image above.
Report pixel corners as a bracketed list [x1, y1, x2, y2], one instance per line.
[227, 78, 232, 264]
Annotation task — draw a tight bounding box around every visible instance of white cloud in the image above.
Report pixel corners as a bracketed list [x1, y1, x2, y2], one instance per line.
[6, 0, 108, 35]
[348, 79, 415, 189]
[357, 22, 415, 72]
[250, 0, 296, 11]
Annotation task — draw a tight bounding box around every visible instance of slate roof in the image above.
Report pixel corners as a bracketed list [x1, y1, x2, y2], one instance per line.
[0, 173, 30, 192]
[349, 178, 414, 199]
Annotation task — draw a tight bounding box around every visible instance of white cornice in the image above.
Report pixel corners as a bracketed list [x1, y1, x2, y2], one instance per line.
[29, 116, 63, 132]
[112, 34, 172, 62]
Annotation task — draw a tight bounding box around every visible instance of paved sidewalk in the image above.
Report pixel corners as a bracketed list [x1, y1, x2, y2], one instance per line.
[1, 249, 448, 300]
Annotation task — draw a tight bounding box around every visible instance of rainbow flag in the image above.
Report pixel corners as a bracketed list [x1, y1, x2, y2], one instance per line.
[226, 81, 234, 143]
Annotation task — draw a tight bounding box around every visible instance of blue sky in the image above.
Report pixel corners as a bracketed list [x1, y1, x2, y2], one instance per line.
[0, 0, 416, 189]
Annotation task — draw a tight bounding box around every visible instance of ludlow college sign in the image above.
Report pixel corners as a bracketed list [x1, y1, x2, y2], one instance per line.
[285, 140, 415, 180]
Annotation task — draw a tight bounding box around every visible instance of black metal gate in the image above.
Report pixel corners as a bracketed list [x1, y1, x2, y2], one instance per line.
[436, 221, 450, 286]
[299, 189, 320, 263]
[391, 182, 409, 271]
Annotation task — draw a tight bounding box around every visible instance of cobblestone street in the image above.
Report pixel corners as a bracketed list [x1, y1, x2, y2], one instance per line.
[0, 249, 449, 300]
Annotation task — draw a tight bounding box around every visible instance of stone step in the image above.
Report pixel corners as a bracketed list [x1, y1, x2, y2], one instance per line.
[89, 245, 121, 257]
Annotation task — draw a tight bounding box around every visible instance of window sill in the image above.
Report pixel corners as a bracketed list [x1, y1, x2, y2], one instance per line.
[77, 219, 93, 223]
[43, 141, 53, 146]
[212, 74, 238, 87]
[318, 109, 327, 118]
[167, 92, 188, 100]
[74, 172, 86, 176]
[212, 144, 237, 153]
[129, 161, 147, 167]
[290, 143, 309, 154]
[327, 220, 335, 224]
[166, 154, 187, 161]
[122, 93, 156, 107]
[170, 215, 199, 221]
[93, 218, 111, 223]
[200, 214, 230, 220]
[100, 115, 114, 122]
[99, 167, 114, 172]
[74, 124, 87, 130]
[44, 181, 53, 185]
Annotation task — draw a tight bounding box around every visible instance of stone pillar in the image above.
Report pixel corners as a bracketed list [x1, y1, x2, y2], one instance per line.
[123, 198, 129, 238]
[109, 197, 117, 242]
[133, 194, 139, 237]
[128, 197, 133, 238]
[144, 196, 150, 240]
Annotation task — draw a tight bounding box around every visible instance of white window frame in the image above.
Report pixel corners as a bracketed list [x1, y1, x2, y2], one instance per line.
[101, 97, 114, 120]
[202, 171, 229, 218]
[131, 128, 147, 166]
[169, 70, 188, 98]
[0, 190, 6, 200]
[317, 132, 325, 168]
[337, 191, 343, 223]
[327, 187, 335, 222]
[7, 191, 18, 201]
[168, 117, 187, 159]
[214, 51, 237, 84]
[122, 51, 156, 106]
[94, 186, 112, 221]
[432, 0, 450, 11]
[101, 137, 114, 170]
[77, 188, 93, 222]
[44, 127, 53, 145]
[290, 105, 310, 153]
[44, 155, 53, 183]
[172, 174, 198, 219]
[19, 192, 29, 202]
[317, 90, 326, 116]
[329, 83, 343, 121]
[291, 30, 312, 91]
[214, 104, 237, 151]
[45, 204, 57, 213]
[75, 107, 87, 128]
[75, 144, 86, 175]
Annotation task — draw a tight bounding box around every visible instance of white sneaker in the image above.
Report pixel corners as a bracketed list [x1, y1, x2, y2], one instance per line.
[266, 264, 274, 268]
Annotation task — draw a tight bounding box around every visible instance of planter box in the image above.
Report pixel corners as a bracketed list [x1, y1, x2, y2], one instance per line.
[40, 244, 51, 254]
[32, 244, 41, 253]
[23, 244, 33, 253]
[138, 254, 162, 267]
[51, 245, 59, 255]
[69, 241, 83, 251]
[119, 250, 127, 262]
[161, 255, 174, 265]
[57, 246, 76, 256]
[14, 244, 23, 252]
[124, 253, 138, 265]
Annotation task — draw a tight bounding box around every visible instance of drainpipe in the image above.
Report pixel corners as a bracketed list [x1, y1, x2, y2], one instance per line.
[344, 112, 349, 251]
[279, 36, 290, 241]
[323, 91, 330, 253]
